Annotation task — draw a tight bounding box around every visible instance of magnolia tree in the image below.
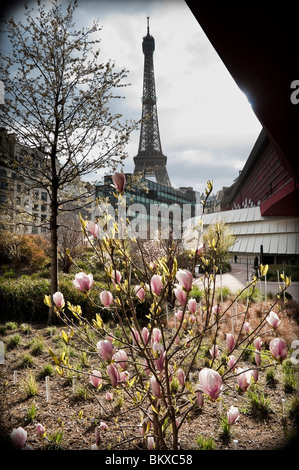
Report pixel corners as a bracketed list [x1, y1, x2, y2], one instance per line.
[37, 174, 291, 451]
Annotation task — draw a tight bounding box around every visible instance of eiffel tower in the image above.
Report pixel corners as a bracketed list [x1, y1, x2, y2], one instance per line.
[133, 18, 171, 187]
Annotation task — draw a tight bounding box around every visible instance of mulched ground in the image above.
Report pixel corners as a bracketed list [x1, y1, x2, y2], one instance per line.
[0, 299, 299, 451]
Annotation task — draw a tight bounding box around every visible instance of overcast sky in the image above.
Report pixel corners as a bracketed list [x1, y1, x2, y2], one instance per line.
[3, 0, 262, 195]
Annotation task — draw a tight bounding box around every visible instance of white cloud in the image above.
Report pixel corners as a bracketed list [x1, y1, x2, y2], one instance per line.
[6, 0, 262, 194]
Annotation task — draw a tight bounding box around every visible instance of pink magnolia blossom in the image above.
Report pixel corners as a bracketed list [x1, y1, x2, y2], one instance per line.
[10, 427, 27, 449]
[254, 351, 261, 367]
[244, 321, 251, 333]
[112, 172, 126, 192]
[119, 371, 130, 386]
[177, 368, 185, 386]
[269, 337, 288, 363]
[227, 354, 237, 371]
[227, 406, 240, 425]
[197, 243, 205, 255]
[106, 332, 114, 342]
[209, 344, 220, 359]
[189, 314, 196, 324]
[196, 388, 204, 407]
[198, 368, 222, 400]
[97, 340, 114, 362]
[212, 304, 220, 316]
[226, 333, 235, 353]
[175, 310, 183, 322]
[176, 269, 193, 291]
[236, 367, 252, 392]
[112, 269, 122, 286]
[252, 368, 259, 382]
[188, 298, 197, 314]
[174, 334, 180, 345]
[105, 392, 113, 401]
[253, 337, 263, 351]
[174, 285, 187, 306]
[155, 349, 166, 372]
[147, 436, 154, 450]
[100, 290, 113, 307]
[114, 349, 128, 370]
[266, 311, 281, 329]
[141, 327, 150, 344]
[150, 274, 163, 296]
[90, 370, 102, 388]
[73, 272, 94, 293]
[99, 421, 108, 432]
[107, 364, 120, 387]
[86, 220, 100, 239]
[53, 291, 65, 309]
[36, 423, 45, 437]
[135, 285, 145, 301]
[131, 329, 140, 345]
[150, 376, 162, 399]
[152, 328, 162, 343]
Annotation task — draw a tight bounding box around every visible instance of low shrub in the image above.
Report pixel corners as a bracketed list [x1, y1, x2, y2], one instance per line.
[0, 273, 153, 324]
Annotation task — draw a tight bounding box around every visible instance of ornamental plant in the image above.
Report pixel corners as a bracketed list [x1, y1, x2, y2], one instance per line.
[44, 176, 291, 451]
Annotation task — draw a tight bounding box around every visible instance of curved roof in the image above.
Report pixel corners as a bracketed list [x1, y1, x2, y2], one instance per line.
[188, 207, 299, 255]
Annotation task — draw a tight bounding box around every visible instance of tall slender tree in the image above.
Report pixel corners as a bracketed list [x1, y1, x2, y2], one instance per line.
[0, 0, 137, 323]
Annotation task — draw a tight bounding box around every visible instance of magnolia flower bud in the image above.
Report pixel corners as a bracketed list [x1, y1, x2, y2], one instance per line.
[100, 290, 113, 307]
[266, 311, 281, 329]
[209, 344, 220, 359]
[152, 328, 162, 343]
[86, 220, 100, 239]
[196, 388, 204, 407]
[150, 274, 163, 296]
[73, 272, 94, 293]
[176, 269, 193, 291]
[135, 285, 145, 301]
[141, 327, 150, 344]
[112, 172, 126, 192]
[112, 269, 122, 286]
[226, 333, 235, 353]
[36, 423, 45, 437]
[269, 337, 288, 363]
[97, 340, 114, 362]
[198, 368, 222, 400]
[177, 368, 185, 386]
[253, 337, 263, 351]
[236, 367, 252, 392]
[90, 370, 102, 388]
[227, 406, 239, 425]
[10, 427, 27, 449]
[114, 349, 128, 370]
[53, 291, 65, 309]
[188, 298, 197, 314]
[107, 364, 120, 387]
[150, 376, 162, 399]
[174, 285, 187, 306]
[227, 354, 237, 371]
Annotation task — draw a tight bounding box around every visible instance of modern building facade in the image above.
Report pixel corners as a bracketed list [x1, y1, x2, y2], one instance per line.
[188, 129, 299, 266]
[95, 174, 197, 239]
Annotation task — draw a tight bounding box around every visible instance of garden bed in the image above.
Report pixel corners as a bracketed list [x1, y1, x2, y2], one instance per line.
[0, 299, 298, 451]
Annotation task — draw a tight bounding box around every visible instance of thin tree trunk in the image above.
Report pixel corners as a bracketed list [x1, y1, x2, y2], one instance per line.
[48, 197, 59, 325]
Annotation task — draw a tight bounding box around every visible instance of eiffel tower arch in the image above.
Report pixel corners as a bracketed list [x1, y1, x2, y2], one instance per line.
[133, 18, 171, 187]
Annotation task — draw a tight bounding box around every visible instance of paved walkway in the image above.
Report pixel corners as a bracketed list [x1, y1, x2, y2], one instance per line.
[193, 262, 299, 303]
